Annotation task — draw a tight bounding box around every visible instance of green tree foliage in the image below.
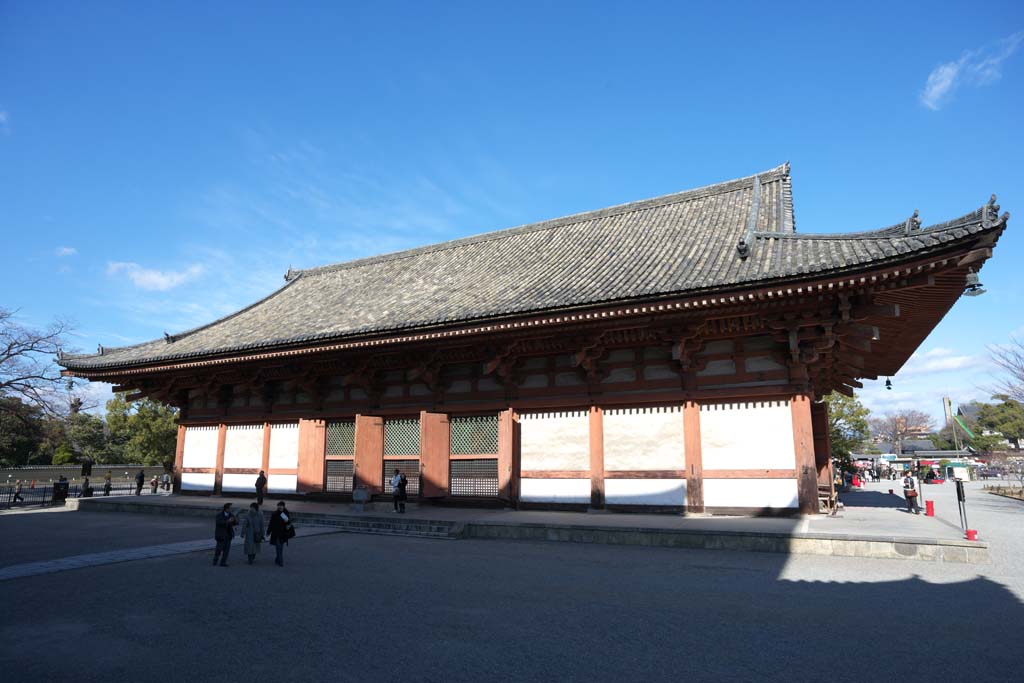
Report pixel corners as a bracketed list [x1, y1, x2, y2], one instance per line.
[976, 395, 1024, 450]
[105, 395, 179, 469]
[68, 412, 107, 462]
[824, 392, 870, 472]
[0, 397, 44, 467]
[52, 442, 75, 465]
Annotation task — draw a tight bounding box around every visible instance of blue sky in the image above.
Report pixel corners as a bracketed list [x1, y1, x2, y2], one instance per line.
[2, 2, 1022, 424]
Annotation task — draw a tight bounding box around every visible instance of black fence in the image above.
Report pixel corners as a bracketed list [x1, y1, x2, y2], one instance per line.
[1, 480, 169, 510]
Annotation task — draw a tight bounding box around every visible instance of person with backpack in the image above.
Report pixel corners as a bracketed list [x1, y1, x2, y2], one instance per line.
[267, 501, 293, 567]
[391, 468, 408, 513]
[903, 473, 921, 514]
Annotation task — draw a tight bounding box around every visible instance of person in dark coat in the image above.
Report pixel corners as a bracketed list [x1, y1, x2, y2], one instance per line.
[267, 501, 292, 567]
[239, 503, 265, 565]
[103, 471, 112, 496]
[391, 468, 408, 513]
[135, 469, 145, 496]
[213, 503, 237, 566]
[255, 470, 267, 506]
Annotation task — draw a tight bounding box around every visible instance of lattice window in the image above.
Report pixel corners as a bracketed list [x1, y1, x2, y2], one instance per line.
[384, 419, 420, 455]
[325, 460, 354, 493]
[451, 415, 499, 454]
[383, 460, 420, 495]
[326, 421, 355, 456]
[450, 459, 499, 497]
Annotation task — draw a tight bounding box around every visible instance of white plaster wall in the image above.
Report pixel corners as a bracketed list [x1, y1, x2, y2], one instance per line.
[703, 479, 799, 509]
[182, 426, 219, 469]
[223, 425, 264, 469]
[181, 472, 215, 491]
[520, 411, 589, 471]
[700, 401, 795, 470]
[269, 423, 299, 469]
[268, 474, 298, 493]
[519, 478, 591, 503]
[222, 473, 260, 493]
[604, 407, 685, 471]
[605, 479, 686, 506]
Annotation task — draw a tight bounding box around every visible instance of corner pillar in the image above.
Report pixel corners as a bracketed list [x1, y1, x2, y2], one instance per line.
[213, 423, 227, 495]
[173, 424, 186, 493]
[498, 409, 520, 504]
[589, 407, 604, 509]
[791, 395, 819, 514]
[684, 401, 704, 513]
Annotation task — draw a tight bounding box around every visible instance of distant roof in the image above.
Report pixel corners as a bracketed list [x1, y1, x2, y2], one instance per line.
[957, 403, 981, 421]
[60, 164, 1009, 372]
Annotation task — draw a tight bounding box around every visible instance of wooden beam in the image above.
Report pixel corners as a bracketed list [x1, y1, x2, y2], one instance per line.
[702, 469, 797, 479]
[589, 406, 605, 508]
[958, 247, 992, 268]
[173, 424, 186, 493]
[684, 401, 703, 513]
[213, 423, 227, 495]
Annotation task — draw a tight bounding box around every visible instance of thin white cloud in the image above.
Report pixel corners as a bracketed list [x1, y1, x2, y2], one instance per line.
[0, 109, 9, 135]
[107, 261, 205, 291]
[922, 347, 954, 358]
[899, 353, 985, 376]
[921, 32, 1024, 110]
[55, 246, 77, 257]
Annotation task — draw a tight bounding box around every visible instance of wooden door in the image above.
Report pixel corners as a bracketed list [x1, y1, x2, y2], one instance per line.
[354, 415, 384, 493]
[419, 412, 450, 498]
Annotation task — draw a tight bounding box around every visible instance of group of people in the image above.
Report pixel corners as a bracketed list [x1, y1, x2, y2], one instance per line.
[214, 498, 293, 567]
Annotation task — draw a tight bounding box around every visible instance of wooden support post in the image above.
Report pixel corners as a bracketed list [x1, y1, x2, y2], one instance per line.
[420, 411, 450, 498]
[173, 424, 186, 493]
[810, 400, 833, 487]
[791, 395, 819, 515]
[498, 409, 519, 504]
[589, 406, 604, 509]
[261, 422, 271, 479]
[354, 415, 384, 494]
[684, 401, 703, 513]
[297, 419, 326, 493]
[214, 423, 227, 495]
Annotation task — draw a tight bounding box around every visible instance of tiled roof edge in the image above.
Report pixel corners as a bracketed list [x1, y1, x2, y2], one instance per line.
[752, 203, 999, 241]
[289, 164, 790, 279]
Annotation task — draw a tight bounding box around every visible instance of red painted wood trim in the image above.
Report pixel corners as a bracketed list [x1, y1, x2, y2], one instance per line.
[296, 418, 326, 493]
[497, 409, 517, 502]
[325, 456, 355, 462]
[791, 394, 819, 514]
[702, 469, 797, 479]
[604, 470, 687, 479]
[521, 470, 590, 479]
[589, 406, 604, 508]
[173, 424, 186, 492]
[419, 411, 450, 498]
[182, 467, 215, 474]
[214, 423, 227, 494]
[354, 415, 384, 493]
[261, 423, 271, 477]
[684, 401, 704, 512]
[449, 453, 499, 460]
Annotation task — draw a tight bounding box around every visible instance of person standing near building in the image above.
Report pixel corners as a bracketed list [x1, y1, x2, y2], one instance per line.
[14, 480, 24, 503]
[391, 468, 408, 513]
[135, 469, 144, 496]
[162, 471, 171, 491]
[239, 502, 265, 565]
[903, 473, 920, 514]
[213, 503, 237, 567]
[149, 475, 158, 494]
[255, 470, 267, 506]
[103, 471, 112, 496]
[267, 501, 292, 567]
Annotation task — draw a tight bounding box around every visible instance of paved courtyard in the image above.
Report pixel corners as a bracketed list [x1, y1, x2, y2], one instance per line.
[1, 482, 1021, 682]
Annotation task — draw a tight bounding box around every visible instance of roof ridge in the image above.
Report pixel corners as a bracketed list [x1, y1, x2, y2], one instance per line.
[752, 202, 998, 241]
[290, 163, 790, 279]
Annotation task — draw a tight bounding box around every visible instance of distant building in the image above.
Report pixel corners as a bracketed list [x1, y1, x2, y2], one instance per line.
[59, 165, 1009, 514]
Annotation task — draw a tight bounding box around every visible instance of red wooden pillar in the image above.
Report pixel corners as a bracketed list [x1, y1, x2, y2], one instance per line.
[261, 423, 271, 478]
[173, 424, 186, 493]
[213, 423, 227, 495]
[684, 401, 704, 513]
[589, 407, 604, 509]
[498, 409, 519, 504]
[810, 400, 833, 487]
[354, 415, 384, 493]
[297, 418, 326, 493]
[791, 395, 819, 514]
[420, 412, 450, 498]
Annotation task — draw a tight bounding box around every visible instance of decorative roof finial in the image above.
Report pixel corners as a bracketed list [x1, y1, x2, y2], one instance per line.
[904, 209, 920, 235]
[982, 193, 1010, 229]
[97, 344, 104, 355]
[57, 349, 64, 361]
[736, 237, 750, 259]
[284, 266, 297, 281]
[164, 331, 175, 344]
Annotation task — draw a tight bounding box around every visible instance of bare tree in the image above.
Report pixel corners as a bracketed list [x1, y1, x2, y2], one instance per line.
[0, 307, 80, 417]
[990, 337, 1024, 403]
[869, 410, 935, 455]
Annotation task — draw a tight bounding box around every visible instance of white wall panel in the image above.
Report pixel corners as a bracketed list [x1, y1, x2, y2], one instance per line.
[519, 478, 591, 503]
[222, 473, 260, 493]
[703, 478, 799, 509]
[700, 401, 795, 470]
[605, 479, 686, 506]
[181, 472, 215, 491]
[604, 407, 685, 470]
[182, 426, 219, 469]
[267, 474, 298, 493]
[269, 423, 299, 469]
[520, 411, 589, 471]
[223, 425, 264, 469]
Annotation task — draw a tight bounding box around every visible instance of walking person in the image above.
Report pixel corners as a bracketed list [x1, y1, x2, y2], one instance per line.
[103, 471, 112, 496]
[267, 501, 292, 567]
[213, 503, 237, 566]
[14, 480, 25, 503]
[903, 473, 921, 514]
[162, 471, 171, 491]
[150, 475, 159, 494]
[255, 470, 267, 506]
[239, 503, 265, 565]
[135, 469, 145, 496]
[391, 468, 408, 513]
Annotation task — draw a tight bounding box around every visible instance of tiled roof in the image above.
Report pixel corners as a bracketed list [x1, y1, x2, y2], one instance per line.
[60, 164, 1008, 371]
